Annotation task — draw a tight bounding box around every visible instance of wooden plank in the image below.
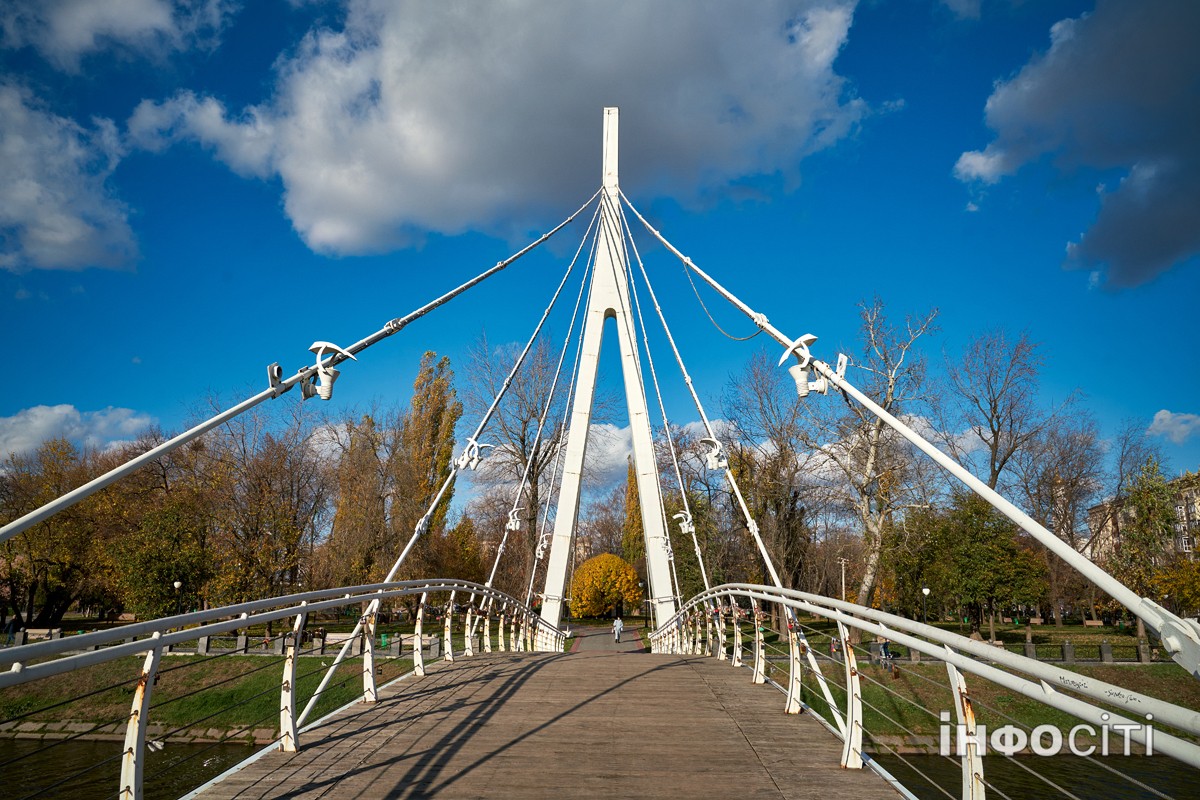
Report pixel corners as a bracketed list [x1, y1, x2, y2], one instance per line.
[198, 646, 900, 799]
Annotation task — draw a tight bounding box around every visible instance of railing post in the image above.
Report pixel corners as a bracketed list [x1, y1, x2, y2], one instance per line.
[280, 605, 308, 752]
[752, 601, 766, 684]
[444, 590, 456, 663]
[717, 603, 728, 661]
[946, 654, 987, 799]
[700, 606, 710, 657]
[499, 606, 508, 652]
[785, 613, 804, 714]
[414, 593, 427, 677]
[464, 604, 475, 657]
[483, 610, 493, 653]
[511, 611, 520, 652]
[732, 606, 744, 668]
[119, 633, 163, 800]
[362, 603, 378, 703]
[837, 621, 863, 769]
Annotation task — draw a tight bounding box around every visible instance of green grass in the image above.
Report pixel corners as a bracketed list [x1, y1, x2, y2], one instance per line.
[0, 652, 415, 738]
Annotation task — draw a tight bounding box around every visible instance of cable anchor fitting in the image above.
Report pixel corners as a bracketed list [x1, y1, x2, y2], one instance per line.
[455, 438, 493, 471]
[301, 341, 356, 401]
[700, 437, 728, 471]
[776, 333, 828, 398]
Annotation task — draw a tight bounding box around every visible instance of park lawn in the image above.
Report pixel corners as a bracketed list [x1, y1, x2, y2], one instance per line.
[0, 653, 415, 736]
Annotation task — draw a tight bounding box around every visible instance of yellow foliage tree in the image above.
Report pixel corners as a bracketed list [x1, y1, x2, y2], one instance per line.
[570, 554, 643, 618]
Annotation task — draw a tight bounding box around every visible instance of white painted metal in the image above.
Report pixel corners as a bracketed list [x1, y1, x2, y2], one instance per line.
[280, 607, 307, 752]
[752, 601, 766, 684]
[837, 621, 864, 769]
[732, 607, 744, 667]
[539, 107, 676, 629]
[362, 606, 378, 703]
[444, 590, 456, 663]
[946, 656, 987, 800]
[414, 595, 426, 677]
[785, 622, 803, 714]
[464, 605, 475, 657]
[120, 634, 163, 800]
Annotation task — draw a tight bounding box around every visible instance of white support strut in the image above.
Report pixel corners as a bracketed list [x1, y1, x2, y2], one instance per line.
[539, 108, 676, 630]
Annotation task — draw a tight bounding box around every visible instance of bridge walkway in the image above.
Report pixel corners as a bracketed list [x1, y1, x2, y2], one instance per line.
[199, 627, 899, 799]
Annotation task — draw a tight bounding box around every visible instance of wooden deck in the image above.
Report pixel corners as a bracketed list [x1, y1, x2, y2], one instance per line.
[199, 632, 900, 799]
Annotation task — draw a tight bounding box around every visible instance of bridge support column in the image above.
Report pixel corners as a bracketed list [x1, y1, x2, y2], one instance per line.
[280, 606, 308, 752]
[444, 591, 456, 663]
[752, 602, 767, 684]
[837, 621, 863, 769]
[946, 654, 987, 799]
[414, 594, 427, 677]
[120, 633, 163, 800]
[362, 605, 378, 704]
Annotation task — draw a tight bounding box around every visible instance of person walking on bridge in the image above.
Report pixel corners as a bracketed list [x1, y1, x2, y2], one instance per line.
[613, 617, 624, 642]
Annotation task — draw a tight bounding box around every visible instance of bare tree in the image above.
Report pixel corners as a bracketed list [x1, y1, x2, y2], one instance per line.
[795, 299, 938, 610]
[944, 329, 1074, 492]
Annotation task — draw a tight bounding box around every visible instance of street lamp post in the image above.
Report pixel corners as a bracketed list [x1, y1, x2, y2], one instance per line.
[922, 586, 930, 625]
[174, 580, 183, 617]
[837, 557, 849, 602]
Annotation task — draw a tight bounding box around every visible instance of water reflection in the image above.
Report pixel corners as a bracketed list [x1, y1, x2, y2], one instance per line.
[3, 738, 256, 800]
[873, 754, 1200, 800]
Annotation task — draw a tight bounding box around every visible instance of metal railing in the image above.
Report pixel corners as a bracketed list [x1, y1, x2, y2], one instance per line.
[0, 579, 563, 800]
[650, 583, 1200, 800]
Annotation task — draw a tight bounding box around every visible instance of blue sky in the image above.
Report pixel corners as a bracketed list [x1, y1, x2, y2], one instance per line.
[2, 0, 1198, 486]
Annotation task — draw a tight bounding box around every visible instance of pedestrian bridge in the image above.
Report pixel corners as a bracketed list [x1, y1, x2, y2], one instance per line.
[3, 108, 1200, 799]
[196, 627, 895, 800]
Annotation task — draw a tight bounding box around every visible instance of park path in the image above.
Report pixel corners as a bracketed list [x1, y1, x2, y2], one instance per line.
[198, 649, 900, 800]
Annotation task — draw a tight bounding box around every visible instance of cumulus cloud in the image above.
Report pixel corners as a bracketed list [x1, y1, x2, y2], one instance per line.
[0, 0, 236, 71]
[1147, 409, 1200, 446]
[129, 0, 865, 254]
[954, 0, 1200, 287]
[0, 82, 136, 272]
[0, 404, 155, 461]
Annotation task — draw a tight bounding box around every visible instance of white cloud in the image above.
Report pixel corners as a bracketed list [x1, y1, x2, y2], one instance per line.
[1147, 409, 1200, 446]
[954, 0, 1200, 287]
[0, 404, 155, 461]
[129, 0, 865, 255]
[584, 423, 633, 488]
[940, 0, 981, 21]
[0, 82, 136, 272]
[0, 0, 236, 71]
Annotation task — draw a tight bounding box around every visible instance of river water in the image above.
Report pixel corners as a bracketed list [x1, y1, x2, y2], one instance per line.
[5, 739, 1200, 798]
[873, 754, 1200, 799]
[3, 739, 256, 800]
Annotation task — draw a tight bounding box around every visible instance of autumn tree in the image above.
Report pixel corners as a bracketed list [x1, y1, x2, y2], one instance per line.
[320, 414, 388, 587]
[569, 553, 643, 618]
[1010, 414, 1105, 625]
[1111, 456, 1177, 640]
[462, 336, 567, 594]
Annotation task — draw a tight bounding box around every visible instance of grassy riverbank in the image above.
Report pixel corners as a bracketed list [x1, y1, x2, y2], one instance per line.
[0, 652, 415, 741]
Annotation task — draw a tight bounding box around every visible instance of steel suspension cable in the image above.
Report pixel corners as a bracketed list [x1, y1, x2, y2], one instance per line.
[616, 202, 712, 594]
[0, 189, 601, 544]
[619, 190, 1200, 676]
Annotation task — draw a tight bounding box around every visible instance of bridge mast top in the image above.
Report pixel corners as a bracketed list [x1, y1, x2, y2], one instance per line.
[602, 107, 619, 194]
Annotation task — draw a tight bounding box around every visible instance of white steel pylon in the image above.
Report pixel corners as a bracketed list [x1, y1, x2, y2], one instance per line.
[539, 108, 677, 630]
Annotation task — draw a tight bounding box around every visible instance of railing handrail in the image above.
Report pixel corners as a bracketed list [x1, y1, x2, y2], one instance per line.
[655, 583, 1200, 771]
[0, 579, 562, 689]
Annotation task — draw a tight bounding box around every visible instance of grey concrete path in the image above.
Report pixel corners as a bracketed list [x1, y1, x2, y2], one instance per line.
[568, 623, 646, 652]
[200, 650, 900, 800]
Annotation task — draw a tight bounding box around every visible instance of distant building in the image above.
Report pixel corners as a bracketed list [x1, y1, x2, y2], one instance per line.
[1085, 471, 1200, 564]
